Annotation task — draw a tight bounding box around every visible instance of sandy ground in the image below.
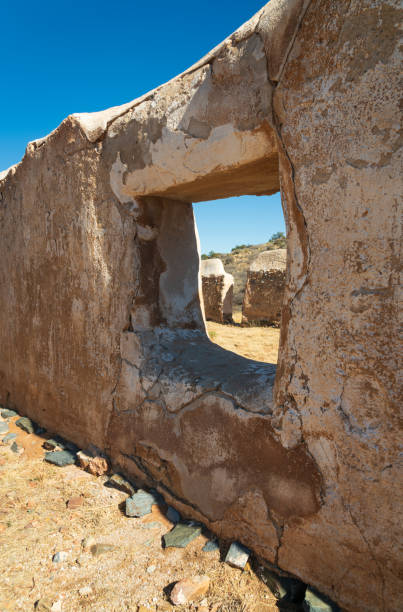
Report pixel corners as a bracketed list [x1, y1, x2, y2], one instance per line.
[206, 312, 280, 364]
[0, 414, 278, 612]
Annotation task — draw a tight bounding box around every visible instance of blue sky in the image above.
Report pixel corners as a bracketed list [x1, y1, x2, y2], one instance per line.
[194, 195, 284, 254]
[1, 0, 284, 253]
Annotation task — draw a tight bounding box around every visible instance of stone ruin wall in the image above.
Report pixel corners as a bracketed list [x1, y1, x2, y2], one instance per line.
[242, 249, 287, 325]
[201, 259, 234, 323]
[0, 1, 401, 610]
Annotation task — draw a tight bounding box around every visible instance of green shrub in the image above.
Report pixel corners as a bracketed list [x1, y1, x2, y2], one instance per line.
[231, 244, 251, 252]
[270, 231, 285, 241]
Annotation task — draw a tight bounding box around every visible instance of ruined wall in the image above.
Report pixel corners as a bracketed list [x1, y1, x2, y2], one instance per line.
[242, 249, 286, 325]
[201, 258, 234, 323]
[270, 2, 402, 609]
[0, 1, 401, 610]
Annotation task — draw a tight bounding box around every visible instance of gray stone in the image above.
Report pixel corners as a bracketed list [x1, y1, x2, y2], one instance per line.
[2, 432, 17, 444]
[163, 522, 202, 548]
[105, 473, 135, 496]
[0, 421, 9, 434]
[0, 409, 18, 418]
[303, 589, 338, 612]
[225, 542, 250, 569]
[52, 551, 68, 563]
[166, 505, 181, 524]
[125, 489, 159, 517]
[15, 416, 35, 434]
[44, 450, 76, 466]
[11, 441, 24, 454]
[202, 539, 219, 553]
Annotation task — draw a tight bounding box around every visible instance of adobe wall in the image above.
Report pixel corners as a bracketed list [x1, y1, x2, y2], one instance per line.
[0, 1, 401, 610]
[242, 249, 287, 325]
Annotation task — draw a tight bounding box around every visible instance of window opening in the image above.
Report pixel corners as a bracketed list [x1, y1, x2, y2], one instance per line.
[193, 193, 286, 364]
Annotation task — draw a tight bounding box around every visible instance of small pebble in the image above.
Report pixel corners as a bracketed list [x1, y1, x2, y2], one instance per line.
[52, 551, 68, 563]
[225, 541, 250, 569]
[125, 489, 159, 517]
[2, 432, 17, 445]
[304, 588, 335, 611]
[11, 441, 24, 454]
[170, 575, 210, 606]
[15, 416, 35, 434]
[67, 496, 83, 509]
[147, 565, 157, 574]
[0, 408, 18, 418]
[77, 449, 109, 476]
[163, 522, 202, 549]
[105, 473, 135, 495]
[44, 450, 76, 466]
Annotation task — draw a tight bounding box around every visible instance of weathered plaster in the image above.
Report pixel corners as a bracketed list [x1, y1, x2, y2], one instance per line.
[0, 2, 401, 610]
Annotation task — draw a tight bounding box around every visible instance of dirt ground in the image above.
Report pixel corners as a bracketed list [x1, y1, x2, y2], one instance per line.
[206, 312, 280, 364]
[0, 413, 278, 612]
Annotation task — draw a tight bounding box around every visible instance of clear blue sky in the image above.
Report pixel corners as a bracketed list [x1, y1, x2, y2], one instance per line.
[1, 0, 284, 253]
[194, 195, 284, 254]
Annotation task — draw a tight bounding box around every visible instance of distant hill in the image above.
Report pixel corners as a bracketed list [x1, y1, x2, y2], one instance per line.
[201, 233, 286, 308]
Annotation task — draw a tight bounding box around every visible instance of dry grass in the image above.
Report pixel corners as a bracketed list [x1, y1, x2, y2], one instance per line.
[206, 311, 280, 364]
[0, 416, 278, 611]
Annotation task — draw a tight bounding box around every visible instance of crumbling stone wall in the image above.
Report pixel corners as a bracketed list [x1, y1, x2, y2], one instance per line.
[0, 2, 401, 610]
[201, 258, 234, 323]
[242, 249, 286, 325]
